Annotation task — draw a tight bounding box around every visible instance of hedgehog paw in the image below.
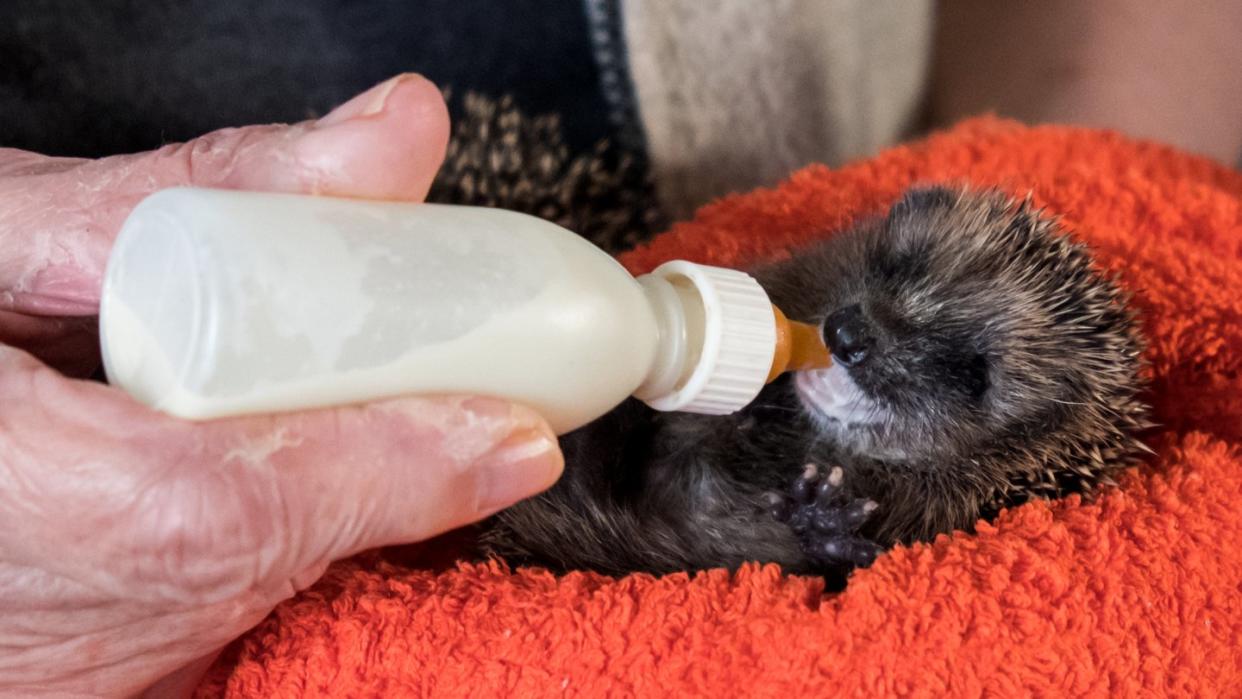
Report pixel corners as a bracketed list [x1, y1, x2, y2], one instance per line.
[769, 464, 884, 569]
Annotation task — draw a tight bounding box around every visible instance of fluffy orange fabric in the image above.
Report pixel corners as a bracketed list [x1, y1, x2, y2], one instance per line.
[198, 118, 1242, 697]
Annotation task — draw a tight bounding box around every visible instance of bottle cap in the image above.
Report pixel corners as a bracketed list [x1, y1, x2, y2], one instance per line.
[639, 261, 777, 414]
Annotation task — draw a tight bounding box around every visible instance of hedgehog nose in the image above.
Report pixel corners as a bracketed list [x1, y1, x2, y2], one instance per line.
[823, 305, 873, 367]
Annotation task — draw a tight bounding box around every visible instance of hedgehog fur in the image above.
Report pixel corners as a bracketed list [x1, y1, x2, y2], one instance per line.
[428, 91, 664, 253]
[477, 186, 1152, 583]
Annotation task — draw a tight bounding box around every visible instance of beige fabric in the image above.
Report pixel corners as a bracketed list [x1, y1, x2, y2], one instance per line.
[621, 0, 934, 219]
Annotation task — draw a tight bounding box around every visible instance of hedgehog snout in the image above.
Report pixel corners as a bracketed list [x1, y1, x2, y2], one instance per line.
[823, 304, 874, 367]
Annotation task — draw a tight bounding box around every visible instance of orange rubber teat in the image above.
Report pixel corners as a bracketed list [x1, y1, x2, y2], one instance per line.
[767, 305, 832, 383]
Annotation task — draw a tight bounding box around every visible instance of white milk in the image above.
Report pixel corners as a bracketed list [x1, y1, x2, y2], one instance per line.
[99, 188, 783, 434]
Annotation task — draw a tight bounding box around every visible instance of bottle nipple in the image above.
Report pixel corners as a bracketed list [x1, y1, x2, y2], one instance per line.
[767, 305, 832, 382]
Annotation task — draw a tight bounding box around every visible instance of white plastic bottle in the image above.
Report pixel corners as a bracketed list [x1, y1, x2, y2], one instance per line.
[100, 188, 828, 434]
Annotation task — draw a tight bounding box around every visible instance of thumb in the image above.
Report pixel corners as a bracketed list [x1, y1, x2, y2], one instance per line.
[0, 346, 562, 601]
[232, 394, 565, 570]
[0, 73, 449, 318]
[186, 394, 565, 598]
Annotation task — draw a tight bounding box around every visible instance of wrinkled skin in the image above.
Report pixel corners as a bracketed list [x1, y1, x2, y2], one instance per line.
[0, 74, 564, 698]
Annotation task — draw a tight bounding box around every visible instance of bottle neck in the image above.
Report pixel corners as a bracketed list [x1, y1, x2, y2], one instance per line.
[633, 273, 704, 402]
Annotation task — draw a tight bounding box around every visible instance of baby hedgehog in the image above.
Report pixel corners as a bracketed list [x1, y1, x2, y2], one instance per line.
[481, 186, 1151, 585]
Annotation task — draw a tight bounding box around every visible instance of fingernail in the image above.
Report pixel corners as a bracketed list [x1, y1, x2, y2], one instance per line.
[316, 74, 415, 127]
[475, 429, 563, 515]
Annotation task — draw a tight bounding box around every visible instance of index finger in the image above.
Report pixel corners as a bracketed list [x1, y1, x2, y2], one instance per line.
[0, 73, 449, 318]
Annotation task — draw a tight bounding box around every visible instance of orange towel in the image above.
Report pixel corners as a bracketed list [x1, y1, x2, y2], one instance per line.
[197, 118, 1242, 697]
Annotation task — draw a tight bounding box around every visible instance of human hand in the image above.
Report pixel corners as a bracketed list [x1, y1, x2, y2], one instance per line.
[0, 75, 564, 698]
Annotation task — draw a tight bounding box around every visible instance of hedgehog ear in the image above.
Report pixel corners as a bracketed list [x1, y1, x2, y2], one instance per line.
[890, 186, 958, 221]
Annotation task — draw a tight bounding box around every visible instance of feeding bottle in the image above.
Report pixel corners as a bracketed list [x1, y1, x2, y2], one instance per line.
[99, 188, 830, 434]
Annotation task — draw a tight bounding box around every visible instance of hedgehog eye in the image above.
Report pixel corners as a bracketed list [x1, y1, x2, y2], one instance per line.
[963, 352, 990, 400]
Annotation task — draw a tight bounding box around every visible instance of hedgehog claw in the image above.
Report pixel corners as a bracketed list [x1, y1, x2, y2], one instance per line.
[774, 464, 882, 569]
[790, 463, 820, 502]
